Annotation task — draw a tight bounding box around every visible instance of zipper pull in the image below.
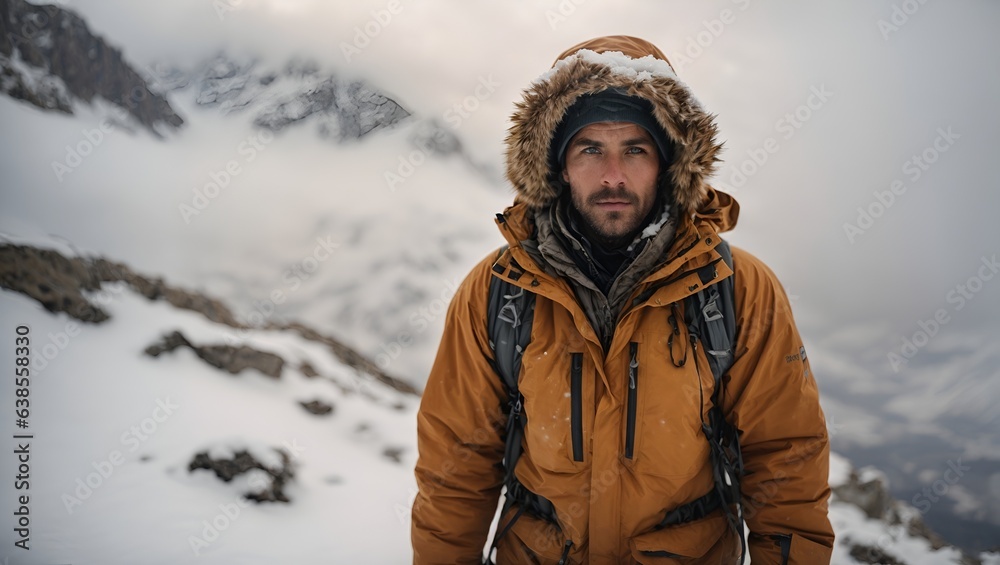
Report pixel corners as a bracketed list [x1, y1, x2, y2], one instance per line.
[629, 346, 638, 389]
[558, 539, 574, 565]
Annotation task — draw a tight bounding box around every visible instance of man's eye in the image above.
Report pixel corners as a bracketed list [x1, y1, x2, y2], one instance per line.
[626, 146, 647, 154]
[582, 147, 600, 154]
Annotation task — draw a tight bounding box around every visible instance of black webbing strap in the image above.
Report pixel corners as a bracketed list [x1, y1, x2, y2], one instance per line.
[657, 486, 729, 528]
[694, 240, 736, 384]
[486, 247, 558, 564]
[679, 239, 746, 564]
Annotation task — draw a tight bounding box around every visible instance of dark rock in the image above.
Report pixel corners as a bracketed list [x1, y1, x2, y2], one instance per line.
[382, 446, 404, 464]
[143, 330, 190, 356]
[145, 329, 284, 379]
[0, 244, 110, 323]
[299, 399, 333, 416]
[189, 448, 294, 503]
[0, 56, 72, 112]
[299, 361, 319, 378]
[849, 543, 905, 565]
[92, 258, 241, 327]
[0, 244, 243, 327]
[197, 343, 284, 378]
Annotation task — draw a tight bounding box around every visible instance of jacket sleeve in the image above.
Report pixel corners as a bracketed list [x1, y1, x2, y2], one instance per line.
[724, 247, 835, 564]
[412, 253, 508, 564]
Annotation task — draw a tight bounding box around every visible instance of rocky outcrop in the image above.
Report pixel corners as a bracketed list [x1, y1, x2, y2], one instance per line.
[0, 0, 440, 152]
[257, 76, 410, 140]
[192, 55, 261, 114]
[277, 320, 418, 395]
[152, 53, 410, 141]
[0, 0, 183, 131]
[833, 467, 949, 550]
[0, 243, 111, 322]
[826, 460, 1000, 563]
[145, 330, 285, 379]
[189, 448, 295, 503]
[834, 467, 896, 521]
[0, 244, 240, 326]
[0, 243, 417, 395]
[0, 48, 71, 113]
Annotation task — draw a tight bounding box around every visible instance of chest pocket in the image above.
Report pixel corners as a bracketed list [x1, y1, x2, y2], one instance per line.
[519, 341, 591, 474]
[624, 336, 712, 479]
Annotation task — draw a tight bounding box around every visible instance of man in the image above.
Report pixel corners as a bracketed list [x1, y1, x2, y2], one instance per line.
[412, 36, 834, 564]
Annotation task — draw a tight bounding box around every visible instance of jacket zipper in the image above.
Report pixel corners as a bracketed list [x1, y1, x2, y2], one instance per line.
[625, 342, 639, 459]
[772, 534, 791, 565]
[570, 353, 584, 462]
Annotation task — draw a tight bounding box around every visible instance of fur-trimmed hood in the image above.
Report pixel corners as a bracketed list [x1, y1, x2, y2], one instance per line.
[504, 35, 724, 217]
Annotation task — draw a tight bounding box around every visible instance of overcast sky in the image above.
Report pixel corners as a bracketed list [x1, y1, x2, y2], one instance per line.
[39, 0, 1000, 345]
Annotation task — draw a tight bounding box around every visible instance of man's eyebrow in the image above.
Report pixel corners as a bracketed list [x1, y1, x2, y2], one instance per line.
[570, 137, 603, 147]
[570, 137, 654, 147]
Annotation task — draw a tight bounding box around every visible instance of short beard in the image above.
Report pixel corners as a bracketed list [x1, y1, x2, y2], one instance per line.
[570, 186, 655, 249]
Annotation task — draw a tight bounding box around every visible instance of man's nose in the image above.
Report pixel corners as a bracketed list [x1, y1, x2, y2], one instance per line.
[601, 155, 627, 187]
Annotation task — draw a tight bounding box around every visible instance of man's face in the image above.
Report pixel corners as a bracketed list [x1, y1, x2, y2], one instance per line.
[561, 121, 660, 248]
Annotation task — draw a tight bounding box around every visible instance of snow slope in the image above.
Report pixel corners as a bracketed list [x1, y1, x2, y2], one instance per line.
[0, 276, 419, 564]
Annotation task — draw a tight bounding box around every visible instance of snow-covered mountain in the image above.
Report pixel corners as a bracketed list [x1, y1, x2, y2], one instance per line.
[148, 53, 413, 143]
[1, 0, 999, 561]
[0, 0, 182, 132]
[0, 0, 508, 390]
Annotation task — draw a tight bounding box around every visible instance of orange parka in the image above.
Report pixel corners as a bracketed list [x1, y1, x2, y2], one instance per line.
[412, 36, 834, 564]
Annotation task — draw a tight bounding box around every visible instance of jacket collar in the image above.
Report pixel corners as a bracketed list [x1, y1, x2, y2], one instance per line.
[496, 186, 739, 285]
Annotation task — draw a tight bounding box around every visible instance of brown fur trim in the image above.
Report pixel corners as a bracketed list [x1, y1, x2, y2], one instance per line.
[504, 53, 723, 216]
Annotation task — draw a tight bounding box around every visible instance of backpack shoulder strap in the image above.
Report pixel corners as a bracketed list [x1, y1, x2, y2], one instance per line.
[681, 238, 746, 563]
[693, 238, 736, 383]
[486, 245, 535, 394]
[484, 246, 544, 563]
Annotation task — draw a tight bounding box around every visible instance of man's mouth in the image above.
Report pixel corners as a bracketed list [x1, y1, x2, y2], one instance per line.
[594, 200, 632, 211]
